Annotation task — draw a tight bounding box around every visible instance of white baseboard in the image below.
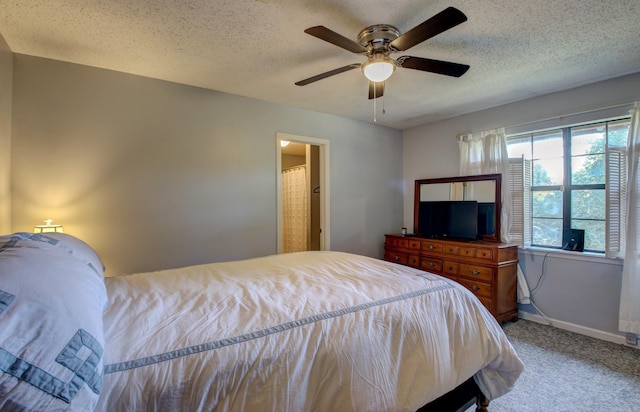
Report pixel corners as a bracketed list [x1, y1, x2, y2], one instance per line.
[518, 311, 632, 347]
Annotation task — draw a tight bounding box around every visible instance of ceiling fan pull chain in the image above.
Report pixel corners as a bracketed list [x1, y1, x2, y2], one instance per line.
[382, 86, 386, 114]
[373, 92, 377, 123]
[373, 83, 378, 123]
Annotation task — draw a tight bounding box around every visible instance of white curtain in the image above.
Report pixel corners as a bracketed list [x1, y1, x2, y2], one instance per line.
[619, 104, 640, 335]
[458, 128, 512, 243]
[458, 128, 531, 304]
[282, 166, 308, 253]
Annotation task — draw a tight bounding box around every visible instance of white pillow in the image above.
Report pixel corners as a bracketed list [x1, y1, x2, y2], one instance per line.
[0, 233, 108, 411]
[45, 232, 106, 276]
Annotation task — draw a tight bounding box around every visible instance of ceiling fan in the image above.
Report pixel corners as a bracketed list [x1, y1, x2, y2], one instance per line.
[295, 7, 470, 99]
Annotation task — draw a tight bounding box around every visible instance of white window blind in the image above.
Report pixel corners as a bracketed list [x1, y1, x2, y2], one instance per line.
[508, 157, 531, 247]
[606, 148, 627, 258]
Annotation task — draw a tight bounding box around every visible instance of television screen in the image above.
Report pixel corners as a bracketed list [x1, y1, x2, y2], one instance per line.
[477, 202, 495, 237]
[419, 201, 479, 240]
[418, 201, 448, 238]
[447, 201, 479, 239]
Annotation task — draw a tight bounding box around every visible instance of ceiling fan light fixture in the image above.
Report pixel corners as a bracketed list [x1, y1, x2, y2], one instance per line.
[362, 55, 395, 82]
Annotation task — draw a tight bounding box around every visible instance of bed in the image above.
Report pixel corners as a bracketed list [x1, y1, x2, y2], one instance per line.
[0, 232, 523, 411]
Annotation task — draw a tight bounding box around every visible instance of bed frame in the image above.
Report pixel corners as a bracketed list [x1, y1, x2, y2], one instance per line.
[418, 377, 489, 412]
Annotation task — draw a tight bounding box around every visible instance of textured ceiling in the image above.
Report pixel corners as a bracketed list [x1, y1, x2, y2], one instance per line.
[1, 0, 639, 130]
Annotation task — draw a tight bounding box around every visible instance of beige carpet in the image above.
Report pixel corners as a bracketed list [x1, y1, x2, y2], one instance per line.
[470, 319, 640, 412]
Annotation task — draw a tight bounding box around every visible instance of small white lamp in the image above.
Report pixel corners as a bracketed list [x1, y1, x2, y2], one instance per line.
[34, 219, 64, 233]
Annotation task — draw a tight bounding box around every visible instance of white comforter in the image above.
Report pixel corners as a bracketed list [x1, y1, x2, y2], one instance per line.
[98, 251, 523, 411]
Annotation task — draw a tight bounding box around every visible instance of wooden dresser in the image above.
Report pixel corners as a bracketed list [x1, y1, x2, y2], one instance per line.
[384, 234, 519, 323]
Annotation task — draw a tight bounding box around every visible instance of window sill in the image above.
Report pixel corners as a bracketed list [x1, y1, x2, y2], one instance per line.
[518, 246, 624, 266]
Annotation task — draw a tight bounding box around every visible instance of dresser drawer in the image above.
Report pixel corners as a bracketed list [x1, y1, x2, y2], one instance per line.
[458, 246, 476, 258]
[444, 261, 492, 282]
[421, 240, 443, 254]
[477, 296, 492, 311]
[407, 254, 420, 267]
[396, 238, 410, 249]
[385, 251, 408, 265]
[443, 243, 459, 255]
[420, 257, 443, 273]
[386, 237, 421, 251]
[455, 278, 492, 299]
[443, 260, 459, 276]
[445, 244, 477, 258]
[458, 263, 493, 282]
[476, 247, 494, 261]
[443, 245, 495, 261]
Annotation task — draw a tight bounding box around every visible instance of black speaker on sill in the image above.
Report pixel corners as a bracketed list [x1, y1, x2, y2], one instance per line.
[562, 228, 585, 252]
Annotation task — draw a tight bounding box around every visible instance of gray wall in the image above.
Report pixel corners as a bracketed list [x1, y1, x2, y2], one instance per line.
[10, 55, 403, 276]
[0, 34, 11, 234]
[517, 250, 623, 335]
[402, 72, 640, 339]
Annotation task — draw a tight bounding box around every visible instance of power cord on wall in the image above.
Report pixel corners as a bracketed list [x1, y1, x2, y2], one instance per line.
[529, 251, 553, 294]
[526, 251, 559, 326]
[528, 299, 553, 326]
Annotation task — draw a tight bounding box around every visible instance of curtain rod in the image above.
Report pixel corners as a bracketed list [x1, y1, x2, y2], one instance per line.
[503, 100, 638, 130]
[457, 100, 638, 140]
[282, 164, 306, 172]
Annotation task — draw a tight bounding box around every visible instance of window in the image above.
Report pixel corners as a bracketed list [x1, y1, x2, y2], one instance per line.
[507, 118, 630, 253]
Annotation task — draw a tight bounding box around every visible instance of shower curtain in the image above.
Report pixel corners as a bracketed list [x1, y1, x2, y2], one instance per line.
[282, 165, 308, 253]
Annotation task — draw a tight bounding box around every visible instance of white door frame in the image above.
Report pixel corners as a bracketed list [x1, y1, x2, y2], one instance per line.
[276, 132, 330, 253]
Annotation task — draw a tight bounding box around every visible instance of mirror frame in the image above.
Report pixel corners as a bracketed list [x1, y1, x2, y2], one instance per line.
[413, 173, 502, 242]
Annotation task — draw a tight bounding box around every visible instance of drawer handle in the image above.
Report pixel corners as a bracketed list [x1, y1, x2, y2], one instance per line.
[469, 285, 480, 291]
[469, 270, 481, 275]
[426, 262, 436, 268]
[428, 245, 436, 250]
[394, 256, 400, 261]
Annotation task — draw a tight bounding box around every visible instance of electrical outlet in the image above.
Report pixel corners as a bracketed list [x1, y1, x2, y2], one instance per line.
[625, 333, 638, 346]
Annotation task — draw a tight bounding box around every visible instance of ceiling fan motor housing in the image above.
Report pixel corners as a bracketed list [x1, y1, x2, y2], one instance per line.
[357, 24, 400, 52]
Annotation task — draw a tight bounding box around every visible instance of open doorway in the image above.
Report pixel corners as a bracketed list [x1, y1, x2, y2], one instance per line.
[276, 132, 330, 254]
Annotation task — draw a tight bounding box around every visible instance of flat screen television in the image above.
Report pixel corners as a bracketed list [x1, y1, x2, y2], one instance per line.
[418, 201, 479, 240]
[477, 202, 496, 237]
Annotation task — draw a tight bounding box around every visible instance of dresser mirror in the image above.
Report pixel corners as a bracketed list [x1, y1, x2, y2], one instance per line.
[413, 173, 502, 242]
